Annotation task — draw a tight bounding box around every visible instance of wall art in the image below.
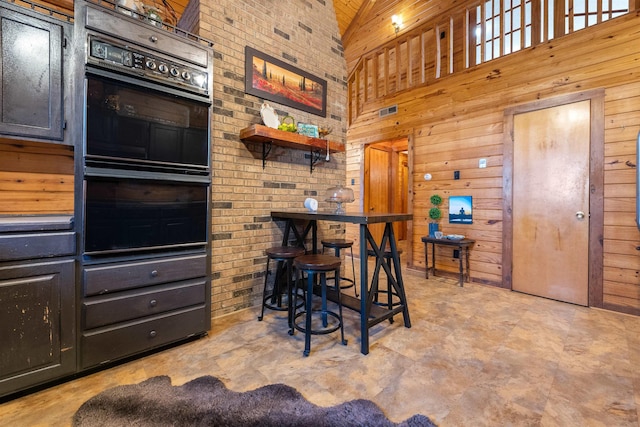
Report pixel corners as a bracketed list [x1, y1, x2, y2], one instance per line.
[449, 196, 473, 224]
[245, 46, 327, 117]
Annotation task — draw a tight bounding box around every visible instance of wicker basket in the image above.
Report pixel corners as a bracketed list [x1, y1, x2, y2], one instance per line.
[279, 115, 297, 132]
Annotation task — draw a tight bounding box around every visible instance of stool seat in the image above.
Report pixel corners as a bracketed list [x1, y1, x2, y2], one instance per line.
[321, 239, 354, 249]
[266, 246, 305, 259]
[294, 254, 341, 271]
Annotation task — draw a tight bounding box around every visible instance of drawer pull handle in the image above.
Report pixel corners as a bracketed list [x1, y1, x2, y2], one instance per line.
[149, 299, 158, 307]
[149, 330, 157, 338]
[151, 270, 158, 278]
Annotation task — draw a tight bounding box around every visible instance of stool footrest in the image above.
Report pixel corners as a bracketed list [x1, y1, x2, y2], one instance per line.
[293, 310, 342, 335]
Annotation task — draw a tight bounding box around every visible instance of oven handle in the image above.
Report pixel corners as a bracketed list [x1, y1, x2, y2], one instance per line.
[85, 66, 211, 105]
[84, 166, 211, 184]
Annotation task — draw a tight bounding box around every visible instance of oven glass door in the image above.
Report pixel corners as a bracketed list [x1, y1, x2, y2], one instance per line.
[84, 177, 208, 255]
[85, 75, 209, 170]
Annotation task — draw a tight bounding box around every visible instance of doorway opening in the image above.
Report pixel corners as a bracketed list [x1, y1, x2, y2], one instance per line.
[363, 136, 413, 266]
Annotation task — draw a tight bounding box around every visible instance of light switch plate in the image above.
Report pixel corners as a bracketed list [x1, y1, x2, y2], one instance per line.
[479, 158, 487, 168]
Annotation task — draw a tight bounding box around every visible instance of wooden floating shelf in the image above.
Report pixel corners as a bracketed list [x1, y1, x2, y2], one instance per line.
[239, 124, 345, 153]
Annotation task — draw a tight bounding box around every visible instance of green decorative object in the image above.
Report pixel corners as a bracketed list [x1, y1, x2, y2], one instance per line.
[429, 207, 442, 220]
[428, 194, 443, 236]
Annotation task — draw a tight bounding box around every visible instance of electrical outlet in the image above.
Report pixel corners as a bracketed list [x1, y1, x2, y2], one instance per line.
[453, 249, 460, 259]
[479, 158, 487, 168]
[454, 170, 460, 180]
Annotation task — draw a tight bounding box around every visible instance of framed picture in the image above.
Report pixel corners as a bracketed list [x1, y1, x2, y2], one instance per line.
[449, 196, 473, 224]
[297, 123, 319, 138]
[245, 46, 327, 117]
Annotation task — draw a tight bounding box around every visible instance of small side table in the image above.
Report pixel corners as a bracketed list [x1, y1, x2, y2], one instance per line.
[422, 236, 475, 287]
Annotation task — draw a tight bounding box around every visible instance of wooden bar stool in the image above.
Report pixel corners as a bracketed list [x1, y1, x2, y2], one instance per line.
[290, 254, 347, 356]
[321, 238, 358, 297]
[258, 246, 306, 327]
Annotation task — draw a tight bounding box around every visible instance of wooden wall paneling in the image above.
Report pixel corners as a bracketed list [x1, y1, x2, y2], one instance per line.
[348, 11, 640, 311]
[373, 53, 380, 99]
[0, 140, 74, 215]
[423, 28, 436, 83]
[553, 0, 566, 38]
[466, 5, 477, 67]
[387, 46, 396, 93]
[397, 39, 405, 92]
[451, 12, 465, 73]
[589, 90, 606, 308]
[602, 80, 640, 312]
[408, 35, 418, 87]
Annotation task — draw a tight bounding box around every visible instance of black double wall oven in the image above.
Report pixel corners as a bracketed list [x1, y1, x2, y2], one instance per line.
[82, 33, 212, 256]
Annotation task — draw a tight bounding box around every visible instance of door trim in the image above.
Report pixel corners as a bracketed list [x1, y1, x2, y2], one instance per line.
[502, 89, 604, 307]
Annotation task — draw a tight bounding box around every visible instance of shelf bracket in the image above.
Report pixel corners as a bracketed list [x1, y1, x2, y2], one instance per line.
[310, 149, 323, 174]
[262, 141, 272, 169]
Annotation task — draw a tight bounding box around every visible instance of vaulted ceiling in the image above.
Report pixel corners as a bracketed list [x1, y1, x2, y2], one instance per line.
[164, 0, 367, 39]
[333, 0, 367, 37]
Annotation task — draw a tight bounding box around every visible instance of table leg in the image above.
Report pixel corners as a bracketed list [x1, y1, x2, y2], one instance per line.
[311, 221, 318, 254]
[431, 242, 436, 278]
[458, 244, 464, 287]
[359, 224, 369, 355]
[387, 223, 411, 328]
[424, 242, 429, 279]
[465, 246, 471, 283]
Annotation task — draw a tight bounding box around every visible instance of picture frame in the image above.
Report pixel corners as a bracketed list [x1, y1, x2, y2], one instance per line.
[245, 46, 327, 117]
[449, 196, 473, 224]
[297, 123, 319, 138]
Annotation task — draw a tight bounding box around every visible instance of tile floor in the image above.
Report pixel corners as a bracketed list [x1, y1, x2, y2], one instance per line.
[1, 266, 639, 426]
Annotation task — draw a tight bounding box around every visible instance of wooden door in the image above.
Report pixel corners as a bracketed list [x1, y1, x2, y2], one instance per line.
[512, 100, 590, 305]
[364, 144, 390, 243]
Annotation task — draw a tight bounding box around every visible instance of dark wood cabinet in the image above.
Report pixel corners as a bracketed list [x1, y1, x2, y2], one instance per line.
[80, 253, 210, 369]
[0, 218, 76, 398]
[0, 3, 70, 142]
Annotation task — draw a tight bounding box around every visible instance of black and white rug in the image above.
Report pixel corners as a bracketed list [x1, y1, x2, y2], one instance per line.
[73, 375, 436, 426]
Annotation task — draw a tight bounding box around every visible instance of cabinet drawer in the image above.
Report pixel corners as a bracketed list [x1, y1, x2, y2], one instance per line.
[83, 253, 206, 296]
[0, 232, 75, 261]
[81, 305, 207, 368]
[83, 279, 206, 329]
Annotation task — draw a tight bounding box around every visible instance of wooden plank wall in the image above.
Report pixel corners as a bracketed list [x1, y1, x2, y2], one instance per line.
[344, 11, 640, 314]
[0, 139, 74, 215]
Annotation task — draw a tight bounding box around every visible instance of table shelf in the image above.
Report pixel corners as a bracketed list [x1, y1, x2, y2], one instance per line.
[239, 124, 345, 172]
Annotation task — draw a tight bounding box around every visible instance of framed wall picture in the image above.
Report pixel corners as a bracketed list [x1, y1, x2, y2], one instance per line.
[245, 46, 327, 117]
[449, 196, 473, 224]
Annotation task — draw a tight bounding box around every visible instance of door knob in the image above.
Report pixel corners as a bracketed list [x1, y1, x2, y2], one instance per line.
[576, 211, 585, 220]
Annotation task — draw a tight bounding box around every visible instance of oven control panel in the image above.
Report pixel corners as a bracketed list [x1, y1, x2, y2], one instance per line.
[87, 36, 209, 97]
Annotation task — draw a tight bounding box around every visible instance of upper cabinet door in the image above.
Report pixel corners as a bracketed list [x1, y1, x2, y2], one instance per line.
[0, 6, 65, 141]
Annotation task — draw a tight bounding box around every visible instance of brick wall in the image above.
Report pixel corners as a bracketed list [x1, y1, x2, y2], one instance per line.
[181, 0, 348, 318]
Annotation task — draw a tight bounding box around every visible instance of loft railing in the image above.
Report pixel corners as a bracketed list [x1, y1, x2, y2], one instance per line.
[347, 0, 639, 124]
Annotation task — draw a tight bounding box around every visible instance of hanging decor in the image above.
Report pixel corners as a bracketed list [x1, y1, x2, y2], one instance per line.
[449, 196, 473, 224]
[244, 46, 327, 117]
